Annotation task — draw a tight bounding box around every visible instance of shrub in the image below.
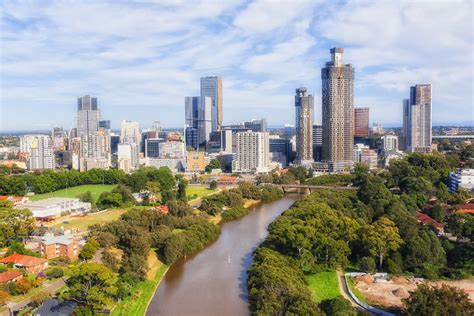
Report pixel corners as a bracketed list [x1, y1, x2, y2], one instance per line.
[358, 256, 376, 273]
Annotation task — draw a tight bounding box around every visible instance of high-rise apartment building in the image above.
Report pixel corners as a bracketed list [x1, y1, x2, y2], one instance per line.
[312, 125, 322, 161]
[321, 47, 354, 171]
[120, 120, 140, 144]
[295, 87, 314, 165]
[233, 131, 270, 173]
[20, 135, 54, 170]
[354, 107, 369, 137]
[381, 135, 399, 152]
[145, 138, 163, 158]
[200, 76, 223, 132]
[77, 95, 99, 136]
[185, 96, 212, 148]
[51, 127, 66, 151]
[403, 84, 432, 153]
[159, 141, 185, 159]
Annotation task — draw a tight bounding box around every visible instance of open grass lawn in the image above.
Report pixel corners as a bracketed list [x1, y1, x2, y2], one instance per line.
[186, 186, 216, 200]
[111, 251, 168, 316]
[51, 208, 127, 231]
[306, 270, 341, 302]
[29, 184, 117, 202]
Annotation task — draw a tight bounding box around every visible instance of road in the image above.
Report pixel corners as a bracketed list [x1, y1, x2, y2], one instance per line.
[1, 279, 66, 316]
[336, 269, 372, 315]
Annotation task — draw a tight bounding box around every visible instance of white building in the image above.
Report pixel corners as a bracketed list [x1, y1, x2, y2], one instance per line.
[19, 197, 91, 220]
[159, 141, 185, 159]
[449, 169, 474, 192]
[354, 143, 378, 169]
[118, 143, 139, 173]
[144, 158, 185, 173]
[120, 120, 140, 144]
[381, 135, 399, 152]
[20, 135, 54, 170]
[232, 131, 270, 173]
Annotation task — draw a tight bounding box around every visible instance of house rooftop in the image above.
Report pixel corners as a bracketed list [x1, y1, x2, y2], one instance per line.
[0, 253, 48, 267]
[0, 270, 22, 283]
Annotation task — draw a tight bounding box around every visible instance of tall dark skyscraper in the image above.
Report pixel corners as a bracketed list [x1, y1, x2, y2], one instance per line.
[295, 87, 314, 164]
[185, 96, 212, 148]
[321, 48, 354, 171]
[200, 76, 223, 132]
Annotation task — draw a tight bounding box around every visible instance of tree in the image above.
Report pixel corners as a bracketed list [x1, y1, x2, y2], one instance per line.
[403, 284, 474, 316]
[205, 159, 221, 172]
[30, 292, 50, 307]
[111, 185, 134, 204]
[209, 180, 218, 190]
[79, 239, 99, 262]
[320, 297, 356, 316]
[62, 263, 118, 310]
[101, 250, 120, 272]
[16, 278, 33, 295]
[46, 267, 64, 280]
[177, 178, 188, 202]
[0, 290, 11, 305]
[428, 204, 445, 222]
[446, 213, 474, 241]
[363, 217, 403, 269]
[96, 192, 123, 210]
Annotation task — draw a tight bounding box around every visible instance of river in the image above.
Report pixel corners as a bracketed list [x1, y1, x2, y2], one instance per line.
[146, 194, 300, 316]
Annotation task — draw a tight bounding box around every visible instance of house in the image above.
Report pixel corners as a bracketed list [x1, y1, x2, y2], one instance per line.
[415, 212, 445, 235]
[155, 205, 169, 214]
[0, 195, 30, 206]
[0, 270, 22, 284]
[0, 254, 48, 274]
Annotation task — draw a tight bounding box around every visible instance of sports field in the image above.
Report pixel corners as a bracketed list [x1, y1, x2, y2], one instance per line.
[29, 184, 117, 202]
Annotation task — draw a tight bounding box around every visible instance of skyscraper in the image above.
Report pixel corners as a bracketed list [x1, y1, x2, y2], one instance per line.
[402, 84, 432, 153]
[321, 47, 354, 171]
[185, 96, 212, 148]
[244, 119, 267, 132]
[51, 127, 66, 151]
[354, 107, 369, 138]
[77, 95, 99, 136]
[295, 87, 314, 165]
[200, 76, 223, 132]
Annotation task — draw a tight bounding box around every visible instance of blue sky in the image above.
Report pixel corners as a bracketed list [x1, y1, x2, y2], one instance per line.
[1, 0, 473, 131]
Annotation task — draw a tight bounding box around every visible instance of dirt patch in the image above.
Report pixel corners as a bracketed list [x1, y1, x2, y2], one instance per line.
[146, 250, 162, 280]
[354, 276, 474, 308]
[354, 274, 374, 284]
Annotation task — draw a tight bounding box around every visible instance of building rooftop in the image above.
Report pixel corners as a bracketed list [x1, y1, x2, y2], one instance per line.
[415, 211, 444, 230]
[24, 197, 80, 207]
[0, 270, 22, 283]
[41, 233, 77, 246]
[0, 253, 48, 267]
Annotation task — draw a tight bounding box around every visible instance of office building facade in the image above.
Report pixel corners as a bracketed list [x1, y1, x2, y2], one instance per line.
[77, 95, 99, 136]
[120, 120, 140, 144]
[381, 135, 399, 152]
[200, 76, 223, 132]
[321, 47, 355, 171]
[244, 119, 267, 132]
[312, 125, 322, 161]
[354, 107, 369, 137]
[185, 96, 212, 148]
[295, 87, 314, 165]
[269, 138, 292, 167]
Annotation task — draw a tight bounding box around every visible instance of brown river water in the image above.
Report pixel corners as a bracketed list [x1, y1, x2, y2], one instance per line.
[146, 194, 300, 316]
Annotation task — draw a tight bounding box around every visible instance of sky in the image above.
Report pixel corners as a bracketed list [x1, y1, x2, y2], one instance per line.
[0, 0, 473, 131]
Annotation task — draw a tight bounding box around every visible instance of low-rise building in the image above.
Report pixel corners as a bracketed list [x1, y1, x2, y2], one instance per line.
[186, 151, 207, 172]
[37, 234, 80, 260]
[18, 198, 91, 220]
[448, 169, 474, 192]
[415, 211, 444, 235]
[0, 270, 23, 284]
[0, 254, 48, 274]
[0, 196, 30, 206]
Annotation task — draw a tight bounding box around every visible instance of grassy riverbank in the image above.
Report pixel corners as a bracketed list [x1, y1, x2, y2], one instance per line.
[111, 253, 168, 316]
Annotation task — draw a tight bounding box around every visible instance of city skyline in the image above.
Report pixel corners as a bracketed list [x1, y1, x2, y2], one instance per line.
[1, 0, 473, 131]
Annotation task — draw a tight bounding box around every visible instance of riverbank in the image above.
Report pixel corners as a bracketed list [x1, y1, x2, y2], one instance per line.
[146, 195, 300, 315]
[111, 252, 169, 316]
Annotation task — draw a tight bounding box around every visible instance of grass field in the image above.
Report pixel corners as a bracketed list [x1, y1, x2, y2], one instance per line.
[29, 184, 117, 202]
[51, 208, 127, 231]
[111, 251, 168, 316]
[306, 270, 341, 302]
[186, 186, 216, 200]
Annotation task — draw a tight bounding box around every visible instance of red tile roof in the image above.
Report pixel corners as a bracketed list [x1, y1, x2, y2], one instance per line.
[416, 212, 444, 230]
[0, 253, 48, 267]
[457, 204, 474, 210]
[0, 270, 22, 283]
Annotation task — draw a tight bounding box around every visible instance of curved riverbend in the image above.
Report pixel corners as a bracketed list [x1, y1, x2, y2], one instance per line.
[146, 194, 300, 316]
